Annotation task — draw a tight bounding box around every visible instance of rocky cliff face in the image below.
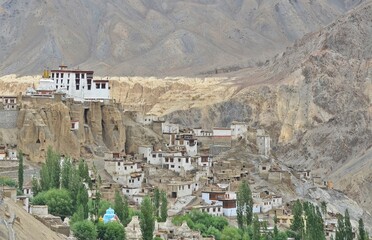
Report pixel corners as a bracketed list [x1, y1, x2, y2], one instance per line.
[17, 99, 126, 161]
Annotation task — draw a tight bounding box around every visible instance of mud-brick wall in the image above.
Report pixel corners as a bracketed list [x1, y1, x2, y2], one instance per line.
[0, 110, 19, 129]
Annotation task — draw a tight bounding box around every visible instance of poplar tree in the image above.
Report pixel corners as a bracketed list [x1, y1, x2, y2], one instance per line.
[31, 176, 41, 196]
[123, 195, 130, 226]
[344, 209, 353, 240]
[336, 215, 345, 240]
[114, 190, 125, 223]
[153, 188, 160, 218]
[237, 180, 253, 229]
[290, 200, 304, 240]
[61, 158, 72, 189]
[252, 214, 261, 240]
[159, 190, 168, 222]
[358, 218, 367, 240]
[18, 151, 24, 191]
[140, 196, 155, 240]
[77, 183, 89, 219]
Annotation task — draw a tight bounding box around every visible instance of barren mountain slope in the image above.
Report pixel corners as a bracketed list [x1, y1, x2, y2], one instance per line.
[0, 0, 363, 76]
[165, 1, 372, 212]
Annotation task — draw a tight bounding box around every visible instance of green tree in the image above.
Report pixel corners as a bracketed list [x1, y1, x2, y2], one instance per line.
[336, 214, 345, 240]
[97, 221, 107, 240]
[77, 183, 89, 219]
[122, 195, 130, 226]
[40, 148, 61, 191]
[252, 214, 260, 240]
[18, 151, 24, 191]
[44, 188, 72, 217]
[358, 218, 367, 240]
[61, 158, 72, 189]
[237, 180, 253, 229]
[344, 209, 353, 240]
[114, 190, 125, 223]
[321, 201, 327, 218]
[153, 188, 160, 218]
[159, 191, 167, 222]
[104, 221, 126, 240]
[31, 176, 41, 196]
[68, 166, 81, 210]
[290, 200, 304, 240]
[276, 232, 288, 240]
[72, 220, 97, 240]
[221, 226, 241, 240]
[140, 196, 155, 240]
[70, 204, 85, 226]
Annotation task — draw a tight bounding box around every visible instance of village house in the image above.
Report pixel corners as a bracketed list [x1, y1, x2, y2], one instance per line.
[189, 203, 223, 217]
[162, 122, 180, 134]
[167, 180, 199, 198]
[268, 168, 292, 184]
[138, 145, 153, 161]
[174, 133, 198, 156]
[0, 145, 6, 160]
[230, 121, 248, 140]
[197, 154, 213, 169]
[295, 169, 312, 180]
[0, 96, 18, 110]
[163, 152, 195, 173]
[212, 127, 232, 146]
[104, 154, 144, 188]
[146, 149, 164, 165]
[201, 186, 237, 217]
[256, 129, 271, 157]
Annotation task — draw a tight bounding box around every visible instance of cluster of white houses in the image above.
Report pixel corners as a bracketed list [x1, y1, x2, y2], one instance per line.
[0, 145, 18, 160]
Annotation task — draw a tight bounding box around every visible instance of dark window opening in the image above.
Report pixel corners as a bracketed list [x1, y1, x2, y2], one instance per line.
[96, 83, 100, 89]
[84, 109, 89, 124]
[87, 79, 92, 90]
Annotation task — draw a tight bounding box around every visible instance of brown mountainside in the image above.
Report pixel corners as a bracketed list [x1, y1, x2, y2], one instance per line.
[0, 0, 364, 76]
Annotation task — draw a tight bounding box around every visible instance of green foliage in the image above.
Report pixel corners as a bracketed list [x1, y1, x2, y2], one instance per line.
[172, 210, 229, 239]
[104, 221, 126, 240]
[237, 180, 253, 229]
[275, 232, 288, 240]
[98, 200, 112, 217]
[344, 209, 353, 240]
[154, 237, 163, 240]
[252, 215, 260, 240]
[140, 196, 155, 240]
[114, 190, 125, 223]
[153, 188, 160, 218]
[61, 158, 72, 189]
[72, 220, 97, 240]
[290, 200, 304, 240]
[358, 218, 367, 240]
[96, 221, 107, 240]
[77, 183, 89, 219]
[31, 191, 48, 205]
[0, 177, 17, 187]
[18, 151, 24, 191]
[159, 190, 167, 222]
[113, 191, 130, 226]
[31, 176, 41, 196]
[32, 189, 72, 217]
[221, 226, 242, 240]
[70, 204, 85, 226]
[336, 215, 345, 240]
[320, 201, 327, 217]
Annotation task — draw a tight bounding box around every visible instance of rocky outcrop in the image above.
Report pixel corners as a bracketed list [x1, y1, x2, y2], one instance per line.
[17, 100, 126, 161]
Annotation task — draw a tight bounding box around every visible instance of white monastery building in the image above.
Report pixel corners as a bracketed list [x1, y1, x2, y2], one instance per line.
[45, 65, 110, 101]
